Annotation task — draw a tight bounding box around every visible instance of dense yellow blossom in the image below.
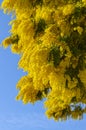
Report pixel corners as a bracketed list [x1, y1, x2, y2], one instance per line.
[63, 4, 75, 16]
[1, 0, 86, 121]
[2, 37, 12, 48]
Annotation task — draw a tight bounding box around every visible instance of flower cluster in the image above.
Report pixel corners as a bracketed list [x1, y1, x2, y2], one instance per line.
[1, 0, 86, 121]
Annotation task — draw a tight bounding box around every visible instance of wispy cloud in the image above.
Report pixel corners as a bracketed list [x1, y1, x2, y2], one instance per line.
[1, 111, 85, 130]
[0, 111, 86, 130]
[0, 112, 53, 129]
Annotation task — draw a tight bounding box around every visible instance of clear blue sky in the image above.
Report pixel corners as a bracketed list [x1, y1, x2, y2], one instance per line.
[0, 0, 86, 130]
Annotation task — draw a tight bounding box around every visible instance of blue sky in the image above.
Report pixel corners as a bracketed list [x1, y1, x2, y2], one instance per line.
[0, 0, 86, 130]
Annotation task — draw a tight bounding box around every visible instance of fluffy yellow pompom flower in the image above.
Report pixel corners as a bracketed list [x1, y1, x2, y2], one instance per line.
[63, 4, 75, 16]
[2, 37, 12, 48]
